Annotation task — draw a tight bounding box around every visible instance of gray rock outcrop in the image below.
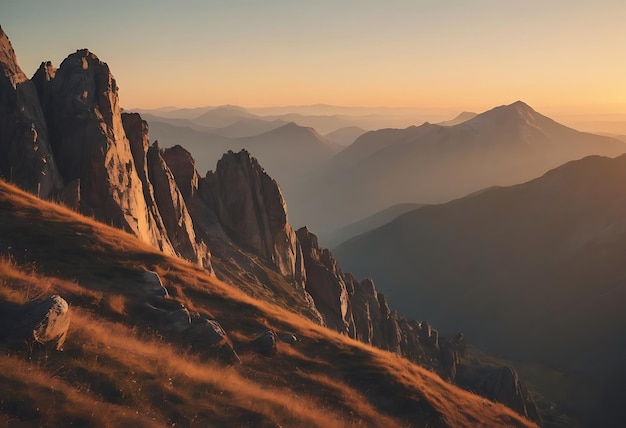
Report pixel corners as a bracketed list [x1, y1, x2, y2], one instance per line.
[121, 112, 175, 254]
[253, 330, 278, 356]
[138, 271, 239, 364]
[0, 295, 70, 351]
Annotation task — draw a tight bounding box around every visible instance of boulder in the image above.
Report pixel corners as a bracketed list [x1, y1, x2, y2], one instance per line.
[141, 270, 170, 298]
[183, 315, 240, 364]
[1, 295, 70, 351]
[253, 330, 278, 356]
[278, 333, 298, 344]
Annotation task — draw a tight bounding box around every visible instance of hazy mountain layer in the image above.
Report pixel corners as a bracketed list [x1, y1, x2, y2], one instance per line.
[290, 101, 625, 240]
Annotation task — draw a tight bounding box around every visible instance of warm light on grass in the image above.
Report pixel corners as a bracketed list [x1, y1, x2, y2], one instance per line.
[0, 179, 537, 427]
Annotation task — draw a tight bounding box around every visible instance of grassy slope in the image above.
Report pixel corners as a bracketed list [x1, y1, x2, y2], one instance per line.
[0, 180, 535, 427]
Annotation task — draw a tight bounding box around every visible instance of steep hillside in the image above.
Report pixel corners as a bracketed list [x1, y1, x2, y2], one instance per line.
[324, 203, 425, 248]
[0, 179, 534, 428]
[335, 153, 626, 426]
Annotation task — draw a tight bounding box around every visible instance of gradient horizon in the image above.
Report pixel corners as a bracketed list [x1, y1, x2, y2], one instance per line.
[2, 1, 625, 118]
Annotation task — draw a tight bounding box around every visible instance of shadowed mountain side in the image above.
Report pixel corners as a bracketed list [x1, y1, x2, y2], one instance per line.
[0, 27, 63, 199]
[290, 101, 626, 238]
[335, 153, 626, 368]
[334, 153, 626, 425]
[228, 122, 341, 191]
[0, 179, 536, 428]
[144, 120, 231, 170]
[324, 203, 426, 248]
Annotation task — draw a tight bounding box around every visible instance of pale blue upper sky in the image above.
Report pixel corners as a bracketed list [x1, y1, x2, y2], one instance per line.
[2, 0, 626, 115]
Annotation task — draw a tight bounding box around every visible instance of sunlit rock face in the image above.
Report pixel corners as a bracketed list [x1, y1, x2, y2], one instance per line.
[0, 26, 63, 198]
[38, 48, 174, 254]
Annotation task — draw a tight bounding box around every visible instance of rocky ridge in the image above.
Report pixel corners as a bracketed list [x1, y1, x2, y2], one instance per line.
[0, 26, 540, 424]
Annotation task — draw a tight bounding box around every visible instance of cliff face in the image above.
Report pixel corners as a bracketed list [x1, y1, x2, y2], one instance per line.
[161, 145, 200, 201]
[205, 150, 306, 289]
[34, 49, 174, 253]
[121, 112, 174, 254]
[296, 227, 352, 332]
[146, 141, 208, 266]
[0, 27, 63, 199]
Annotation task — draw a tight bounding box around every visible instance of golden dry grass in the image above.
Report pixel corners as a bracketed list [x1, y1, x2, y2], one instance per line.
[0, 179, 537, 427]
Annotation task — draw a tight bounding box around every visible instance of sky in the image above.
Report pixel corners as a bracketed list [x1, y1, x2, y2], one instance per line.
[2, 0, 626, 118]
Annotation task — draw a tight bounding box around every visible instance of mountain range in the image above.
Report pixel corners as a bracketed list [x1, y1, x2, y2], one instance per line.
[0, 25, 546, 427]
[140, 100, 625, 248]
[289, 101, 625, 239]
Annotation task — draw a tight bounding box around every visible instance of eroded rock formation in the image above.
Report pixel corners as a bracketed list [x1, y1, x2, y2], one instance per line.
[0, 26, 63, 198]
[146, 141, 208, 266]
[161, 145, 199, 201]
[204, 150, 306, 288]
[36, 49, 174, 253]
[296, 227, 352, 332]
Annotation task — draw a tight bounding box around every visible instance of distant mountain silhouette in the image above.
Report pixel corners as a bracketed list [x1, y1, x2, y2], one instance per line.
[437, 111, 477, 126]
[228, 122, 341, 192]
[290, 101, 625, 241]
[324, 126, 367, 146]
[213, 118, 288, 138]
[324, 203, 425, 247]
[190, 105, 259, 128]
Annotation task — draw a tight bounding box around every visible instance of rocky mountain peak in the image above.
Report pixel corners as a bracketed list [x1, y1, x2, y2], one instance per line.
[161, 144, 199, 200]
[465, 100, 541, 130]
[296, 226, 351, 332]
[37, 47, 179, 253]
[207, 150, 305, 287]
[0, 26, 63, 199]
[0, 25, 28, 87]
